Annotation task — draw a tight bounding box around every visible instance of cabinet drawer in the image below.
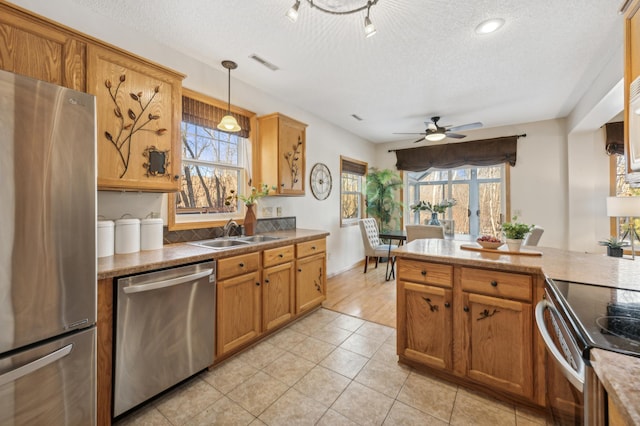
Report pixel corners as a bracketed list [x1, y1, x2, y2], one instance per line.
[263, 245, 295, 267]
[217, 252, 260, 281]
[296, 239, 326, 258]
[397, 259, 453, 288]
[461, 267, 532, 301]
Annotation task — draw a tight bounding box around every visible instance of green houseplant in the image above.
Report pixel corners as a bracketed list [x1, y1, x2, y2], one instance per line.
[501, 216, 534, 251]
[599, 237, 625, 258]
[365, 168, 403, 232]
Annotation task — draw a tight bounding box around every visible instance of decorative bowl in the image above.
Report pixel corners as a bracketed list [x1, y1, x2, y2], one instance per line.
[476, 239, 504, 249]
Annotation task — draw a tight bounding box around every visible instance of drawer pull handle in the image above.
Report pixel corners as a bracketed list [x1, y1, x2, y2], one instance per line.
[265, 279, 270, 284]
[444, 302, 451, 308]
[255, 282, 260, 286]
[239, 262, 245, 268]
[463, 306, 469, 312]
[421, 270, 427, 276]
[298, 268, 302, 272]
[311, 246, 316, 250]
[279, 253, 284, 258]
[490, 280, 498, 287]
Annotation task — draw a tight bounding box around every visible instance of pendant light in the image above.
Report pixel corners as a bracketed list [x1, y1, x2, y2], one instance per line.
[217, 60, 241, 133]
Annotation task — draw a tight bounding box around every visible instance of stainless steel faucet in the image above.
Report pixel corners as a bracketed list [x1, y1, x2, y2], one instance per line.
[223, 219, 239, 238]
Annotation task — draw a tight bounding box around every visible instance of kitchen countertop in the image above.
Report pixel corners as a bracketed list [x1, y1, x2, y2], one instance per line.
[393, 239, 640, 423]
[97, 228, 329, 280]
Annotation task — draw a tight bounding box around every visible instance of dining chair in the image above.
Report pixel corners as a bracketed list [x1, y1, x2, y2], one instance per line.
[406, 224, 445, 243]
[359, 218, 398, 273]
[524, 226, 544, 246]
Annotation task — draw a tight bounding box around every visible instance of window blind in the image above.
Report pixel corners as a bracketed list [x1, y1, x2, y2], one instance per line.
[182, 95, 251, 138]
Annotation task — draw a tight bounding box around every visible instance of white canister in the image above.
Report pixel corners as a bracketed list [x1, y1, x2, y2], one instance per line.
[140, 218, 163, 250]
[97, 220, 115, 258]
[115, 218, 140, 254]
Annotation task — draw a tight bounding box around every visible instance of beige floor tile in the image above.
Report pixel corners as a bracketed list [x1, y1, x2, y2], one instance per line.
[516, 415, 549, 426]
[320, 347, 369, 379]
[311, 324, 353, 345]
[308, 308, 342, 324]
[236, 340, 286, 370]
[329, 313, 366, 332]
[331, 381, 395, 425]
[258, 388, 328, 425]
[293, 365, 351, 406]
[384, 329, 397, 346]
[457, 386, 516, 414]
[227, 371, 290, 416]
[515, 406, 549, 424]
[450, 390, 517, 426]
[202, 357, 259, 394]
[114, 405, 171, 426]
[289, 313, 331, 335]
[289, 336, 337, 363]
[371, 342, 402, 365]
[266, 327, 308, 350]
[383, 400, 449, 425]
[396, 372, 457, 423]
[316, 408, 359, 426]
[355, 358, 411, 398]
[249, 418, 267, 425]
[356, 321, 395, 339]
[184, 396, 255, 426]
[155, 377, 223, 425]
[339, 332, 385, 358]
[262, 351, 316, 386]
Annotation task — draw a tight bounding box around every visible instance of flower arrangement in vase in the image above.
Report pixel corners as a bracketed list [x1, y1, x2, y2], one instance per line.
[224, 184, 275, 235]
[410, 199, 456, 225]
[501, 216, 534, 252]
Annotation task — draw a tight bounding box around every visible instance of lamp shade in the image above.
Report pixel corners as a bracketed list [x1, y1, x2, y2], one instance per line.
[425, 132, 446, 142]
[606, 196, 640, 217]
[217, 115, 241, 132]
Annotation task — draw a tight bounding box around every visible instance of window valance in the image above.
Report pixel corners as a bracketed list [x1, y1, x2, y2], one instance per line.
[605, 122, 624, 155]
[182, 95, 251, 138]
[394, 135, 521, 172]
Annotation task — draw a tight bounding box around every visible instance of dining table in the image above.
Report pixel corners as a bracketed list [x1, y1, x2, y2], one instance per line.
[378, 230, 407, 281]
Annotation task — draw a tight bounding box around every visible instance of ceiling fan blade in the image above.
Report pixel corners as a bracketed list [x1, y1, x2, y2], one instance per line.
[413, 137, 426, 143]
[448, 122, 483, 132]
[393, 132, 428, 135]
[445, 132, 466, 139]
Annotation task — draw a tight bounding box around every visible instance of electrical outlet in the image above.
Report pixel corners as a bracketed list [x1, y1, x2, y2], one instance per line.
[276, 206, 282, 217]
[262, 206, 273, 217]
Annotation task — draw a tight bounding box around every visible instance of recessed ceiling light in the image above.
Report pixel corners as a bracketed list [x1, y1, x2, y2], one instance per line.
[475, 18, 505, 35]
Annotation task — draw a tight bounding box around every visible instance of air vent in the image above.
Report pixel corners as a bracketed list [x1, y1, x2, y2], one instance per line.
[351, 114, 363, 121]
[249, 54, 279, 71]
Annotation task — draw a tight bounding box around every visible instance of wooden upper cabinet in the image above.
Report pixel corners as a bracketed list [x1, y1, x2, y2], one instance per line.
[257, 113, 307, 195]
[87, 44, 184, 191]
[0, 5, 85, 91]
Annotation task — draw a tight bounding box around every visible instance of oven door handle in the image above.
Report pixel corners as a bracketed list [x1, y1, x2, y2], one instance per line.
[535, 299, 585, 390]
[123, 269, 214, 294]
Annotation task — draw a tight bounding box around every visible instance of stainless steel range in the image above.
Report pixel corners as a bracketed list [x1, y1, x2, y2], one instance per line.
[536, 278, 640, 425]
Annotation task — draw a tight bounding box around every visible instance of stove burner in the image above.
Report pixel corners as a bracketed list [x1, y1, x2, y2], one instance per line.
[596, 316, 640, 342]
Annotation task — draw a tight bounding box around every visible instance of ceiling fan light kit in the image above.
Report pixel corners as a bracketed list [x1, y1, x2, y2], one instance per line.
[475, 18, 505, 35]
[286, 0, 379, 38]
[217, 60, 241, 133]
[425, 132, 446, 142]
[393, 116, 483, 144]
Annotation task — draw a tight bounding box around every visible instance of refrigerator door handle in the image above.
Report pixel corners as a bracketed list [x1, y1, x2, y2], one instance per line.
[0, 344, 73, 386]
[123, 269, 214, 294]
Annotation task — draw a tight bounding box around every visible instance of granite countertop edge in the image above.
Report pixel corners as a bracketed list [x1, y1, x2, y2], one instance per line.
[97, 228, 329, 280]
[591, 349, 640, 426]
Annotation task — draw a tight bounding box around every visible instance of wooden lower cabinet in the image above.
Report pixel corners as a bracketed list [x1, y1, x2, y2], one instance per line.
[262, 245, 295, 331]
[397, 259, 541, 406]
[296, 252, 326, 314]
[461, 292, 533, 398]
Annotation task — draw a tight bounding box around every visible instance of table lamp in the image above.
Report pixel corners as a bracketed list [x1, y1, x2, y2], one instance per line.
[606, 196, 640, 260]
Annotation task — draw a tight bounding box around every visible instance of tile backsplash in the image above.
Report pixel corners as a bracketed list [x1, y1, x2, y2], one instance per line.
[163, 217, 296, 244]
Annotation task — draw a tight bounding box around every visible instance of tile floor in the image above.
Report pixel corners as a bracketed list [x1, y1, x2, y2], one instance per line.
[115, 308, 550, 426]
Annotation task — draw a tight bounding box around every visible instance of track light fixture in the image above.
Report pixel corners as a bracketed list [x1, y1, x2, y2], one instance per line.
[217, 60, 241, 133]
[286, 0, 379, 38]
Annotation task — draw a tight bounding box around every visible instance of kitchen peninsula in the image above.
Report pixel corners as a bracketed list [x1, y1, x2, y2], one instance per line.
[393, 239, 640, 425]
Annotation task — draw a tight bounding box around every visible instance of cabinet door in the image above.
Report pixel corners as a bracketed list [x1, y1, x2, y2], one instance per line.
[277, 117, 306, 194]
[86, 44, 183, 191]
[400, 281, 453, 370]
[216, 271, 261, 357]
[263, 262, 295, 331]
[461, 292, 533, 398]
[295, 253, 325, 314]
[0, 7, 85, 91]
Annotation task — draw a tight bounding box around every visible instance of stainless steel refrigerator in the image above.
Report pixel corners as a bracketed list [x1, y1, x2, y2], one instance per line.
[0, 69, 97, 425]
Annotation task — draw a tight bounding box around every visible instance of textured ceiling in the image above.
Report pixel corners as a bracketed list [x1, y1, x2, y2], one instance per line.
[71, 0, 623, 143]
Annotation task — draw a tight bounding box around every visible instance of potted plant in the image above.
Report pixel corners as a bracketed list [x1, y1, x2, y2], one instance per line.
[599, 237, 625, 258]
[410, 199, 456, 226]
[501, 216, 534, 252]
[365, 168, 403, 232]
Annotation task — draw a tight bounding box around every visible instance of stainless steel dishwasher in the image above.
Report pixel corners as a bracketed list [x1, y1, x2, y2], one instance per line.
[113, 261, 216, 417]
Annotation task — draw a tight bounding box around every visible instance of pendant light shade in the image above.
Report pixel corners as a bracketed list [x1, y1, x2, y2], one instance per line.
[218, 60, 241, 133]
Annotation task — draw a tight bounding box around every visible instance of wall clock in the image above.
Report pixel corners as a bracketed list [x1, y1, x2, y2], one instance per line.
[310, 163, 332, 200]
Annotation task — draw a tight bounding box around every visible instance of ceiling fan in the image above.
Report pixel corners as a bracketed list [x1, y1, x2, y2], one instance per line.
[394, 116, 483, 143]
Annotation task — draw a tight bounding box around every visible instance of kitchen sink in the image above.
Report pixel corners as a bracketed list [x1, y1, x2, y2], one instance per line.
[188, 235, 283, 250]
[239, 235, 283, 243]
[188, 239, 251, 250]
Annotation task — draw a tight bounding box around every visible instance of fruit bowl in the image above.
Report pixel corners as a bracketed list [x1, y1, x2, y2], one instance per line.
[476, 237, 503, 249]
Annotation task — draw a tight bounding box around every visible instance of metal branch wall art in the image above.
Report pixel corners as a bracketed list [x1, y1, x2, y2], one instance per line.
[103, 74, 167, 178]
[284, 136, 303, 189]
